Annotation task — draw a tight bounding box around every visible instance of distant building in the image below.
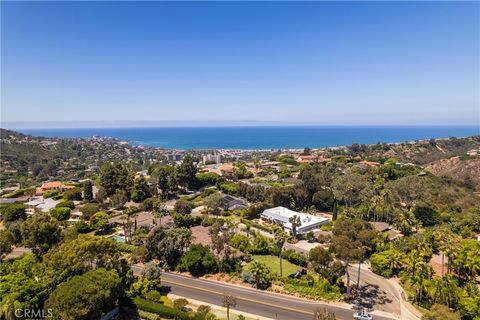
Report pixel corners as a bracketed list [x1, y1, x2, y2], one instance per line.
[35, 181, 75, 195]
[261, 206, 329, 234]
[203, 154, 221, 164]
[220, 195, 247, 211]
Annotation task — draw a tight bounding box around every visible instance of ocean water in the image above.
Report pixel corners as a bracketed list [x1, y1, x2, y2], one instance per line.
[18, 126, 479, 150]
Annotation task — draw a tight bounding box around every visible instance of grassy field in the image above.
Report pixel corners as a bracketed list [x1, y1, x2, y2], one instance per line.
[249, 255, 300, 276]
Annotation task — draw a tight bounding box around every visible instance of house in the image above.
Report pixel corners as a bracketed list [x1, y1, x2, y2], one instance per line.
[35, 181, 75, 195]
[220, 195, 247, 211]
[369, 221, 402, 240]
[25, 197, 60, 214]
[261, 206, 329, 234]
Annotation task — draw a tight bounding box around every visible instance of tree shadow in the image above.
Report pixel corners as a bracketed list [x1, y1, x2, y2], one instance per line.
[347, 284, 393, 311]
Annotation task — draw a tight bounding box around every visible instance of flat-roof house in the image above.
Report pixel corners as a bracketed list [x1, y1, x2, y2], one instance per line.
[261, 206, 329, 234]
[220, 195, 247, 211]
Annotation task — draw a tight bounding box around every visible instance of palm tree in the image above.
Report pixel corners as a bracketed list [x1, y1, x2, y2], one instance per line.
[395, 210, 417, 235]
[274, 228, 287, 277]
[288, 215, 302, 238]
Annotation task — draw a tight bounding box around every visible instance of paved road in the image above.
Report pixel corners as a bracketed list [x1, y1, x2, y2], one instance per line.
[283, 242, 401, 316]
[348, 264, 400, 316]
[133, 265, 395, 320]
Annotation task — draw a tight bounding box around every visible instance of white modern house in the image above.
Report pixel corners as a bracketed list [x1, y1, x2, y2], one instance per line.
[261, 206, 329, 234]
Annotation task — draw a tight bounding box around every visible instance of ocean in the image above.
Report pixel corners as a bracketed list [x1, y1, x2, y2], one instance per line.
[17, 126, 480, 150]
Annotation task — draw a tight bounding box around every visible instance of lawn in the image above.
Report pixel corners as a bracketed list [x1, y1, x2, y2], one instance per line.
[249, 255, 301, 276]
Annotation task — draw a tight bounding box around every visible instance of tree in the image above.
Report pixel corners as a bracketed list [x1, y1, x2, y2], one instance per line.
[175, 200, 194, 214]
[89, 211, 111, 232]
[330, 218, 376, 294]
[388, 175, 426, 210]
[152, 199, 166, 226]
[395, 209, 418, 236]
[111, 189, 128, 209]
[131, 262, 162, 298]
[177, 244, 218, 276]
[274, 229, 287, 277]
[95, 186, 107, 204]
[131, 176, 151, 203]
[289, 215, 302, 238]
[83, 180, 94, 202]
[176, 154, 198, 190]
[173, 214, 201, 228]
[222, 294, 237, 320]
[45, 268, 122, 320]
[145, 227, 192, 270]
[248, 261, 272, 289]
[49, 207, 71, 221]
[309, 247, 333, 275]
[332, 173, 370, 213]
[21, 212, 61, 256]
[63, 188, 82, 201]
[99, 163, 134, 197]
[0, 230, 15, 256]
[451, 239, 480, 282]
[43, 234, 126, 283]
[81, 204, 99, 220]
[151, 165, 176, 198]
[0, 204, 27, 222]
[204, 193, 223, 215]
[413, 204, 441, 227]
[370, 249, 407, 278]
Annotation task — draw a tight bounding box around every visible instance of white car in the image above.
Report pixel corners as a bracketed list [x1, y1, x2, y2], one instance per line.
[353, 311, 373, 320]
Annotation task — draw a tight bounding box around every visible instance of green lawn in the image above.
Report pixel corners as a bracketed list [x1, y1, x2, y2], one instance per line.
[249, 255, 301, 276]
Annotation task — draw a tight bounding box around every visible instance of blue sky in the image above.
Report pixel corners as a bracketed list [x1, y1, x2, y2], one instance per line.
[1, 1, 479, 126]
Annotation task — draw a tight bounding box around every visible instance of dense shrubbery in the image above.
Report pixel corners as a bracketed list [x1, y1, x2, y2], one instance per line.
[282, 277, 342, 301]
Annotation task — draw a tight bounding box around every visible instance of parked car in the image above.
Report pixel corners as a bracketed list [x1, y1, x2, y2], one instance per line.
[353, 311, 373, 320]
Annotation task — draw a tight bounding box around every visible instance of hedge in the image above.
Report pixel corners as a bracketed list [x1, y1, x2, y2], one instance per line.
[133, 297, 190, 319]
[3, 186, 36, 198]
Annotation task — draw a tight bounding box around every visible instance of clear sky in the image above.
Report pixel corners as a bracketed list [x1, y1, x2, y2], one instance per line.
[1, 1, 479, 126]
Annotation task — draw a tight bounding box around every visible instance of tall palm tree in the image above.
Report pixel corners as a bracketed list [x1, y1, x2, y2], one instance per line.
[274, 228, 287, 277]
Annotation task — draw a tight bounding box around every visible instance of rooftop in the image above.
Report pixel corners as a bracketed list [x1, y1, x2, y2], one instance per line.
[262, 206, 329, 229]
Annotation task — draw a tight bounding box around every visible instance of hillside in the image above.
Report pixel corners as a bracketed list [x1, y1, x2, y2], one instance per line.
[424, 156, 480, 191]
[333, 135, 480, 165]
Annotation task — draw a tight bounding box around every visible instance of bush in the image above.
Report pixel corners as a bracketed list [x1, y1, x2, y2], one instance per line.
[230, 234, 250, 252]
[3, 186, 36, 198]
[56, 200, 75, 209]
[283, 277, 342, 301]
[50, 207, 71, 221]
[43, 190, 61, 199]
[282, 249, 307, 267]
[177, 244, 218, 276]
[144, 290, 162, 302]
[219, 182, 237, 195]
[173, 214, 202, 228]
[175, 200, 194, 214]
[133, 297, 189, 319]
[81, 204, 99, 220]
[241, 269, 256, 285]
